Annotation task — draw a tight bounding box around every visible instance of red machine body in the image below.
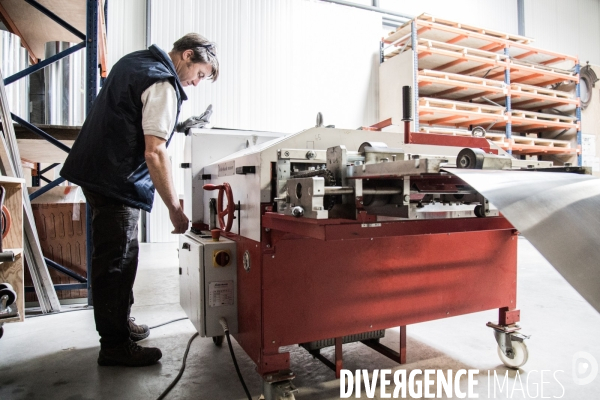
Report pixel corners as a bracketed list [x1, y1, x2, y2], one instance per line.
[189, 122, 534, 397]
[224, 211, 519, 377]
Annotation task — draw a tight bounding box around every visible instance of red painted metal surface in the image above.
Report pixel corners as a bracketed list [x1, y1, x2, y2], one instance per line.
[263, 213, 515, 242]
[260, 228, 518, 355]
[499, 307, 521, 325]
[407, 132, 498, 154]
[231, 234, 263, 368]
[234, 213, 518, 376]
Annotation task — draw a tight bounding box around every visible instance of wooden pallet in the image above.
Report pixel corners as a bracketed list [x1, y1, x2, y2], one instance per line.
[388, 39, 578, 86]
[508, 134, 576, 155]
[509, 110, 579, 132]
[419, 126, 507, 140]
[418, 69, 507, 101]
[384, 13, 577, 67]
[510, 82, 578, 110]
[418, 127, 575, 156]
[419, 97, 507, 127]
[417, 69, 578, 111]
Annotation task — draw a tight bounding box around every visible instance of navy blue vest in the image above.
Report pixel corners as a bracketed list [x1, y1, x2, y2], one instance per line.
[60, 45, 187, 211]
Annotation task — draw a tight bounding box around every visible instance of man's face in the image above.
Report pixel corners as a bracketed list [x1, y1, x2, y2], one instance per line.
[176, 49, 214, 87]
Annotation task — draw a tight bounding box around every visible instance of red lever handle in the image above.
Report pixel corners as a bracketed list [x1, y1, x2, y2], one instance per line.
[203, 184, 222, 191]
[202, 182, 235, 232]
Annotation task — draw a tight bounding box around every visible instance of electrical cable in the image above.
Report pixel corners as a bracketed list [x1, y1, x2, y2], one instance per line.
[218, 318, 252, 400]
[26, 308, 190, 331]
[154, 316, 255, 400]
[156, 332, 199, 400]
[225, 330, 253, 400]
[26, 309, 249, 399]
[149, 317, 188, 329]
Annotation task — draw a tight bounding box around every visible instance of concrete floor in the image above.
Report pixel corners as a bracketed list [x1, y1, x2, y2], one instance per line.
[0, 237, 599, 400]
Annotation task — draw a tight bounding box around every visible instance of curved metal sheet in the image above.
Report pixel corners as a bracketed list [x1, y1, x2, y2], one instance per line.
[444, 168, 600, 313]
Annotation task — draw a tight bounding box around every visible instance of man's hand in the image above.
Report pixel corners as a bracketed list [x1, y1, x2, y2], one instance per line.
[176, 104, 213, 134]
[169, 206, 189, 234]
[144, 135, 190, 234]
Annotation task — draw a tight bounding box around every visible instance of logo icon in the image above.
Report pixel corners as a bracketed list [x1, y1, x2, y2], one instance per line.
[572, 352, 598, 385]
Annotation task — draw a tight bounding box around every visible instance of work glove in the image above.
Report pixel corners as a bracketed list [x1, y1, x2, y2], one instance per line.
[176, 104, 213, 135]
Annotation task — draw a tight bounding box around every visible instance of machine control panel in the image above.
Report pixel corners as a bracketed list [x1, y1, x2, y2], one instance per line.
[213, 249, 232, 267]
[179, 231, 238, 337]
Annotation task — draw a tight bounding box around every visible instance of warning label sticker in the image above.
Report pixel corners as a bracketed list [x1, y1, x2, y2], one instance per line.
[208, 281, 234, 307]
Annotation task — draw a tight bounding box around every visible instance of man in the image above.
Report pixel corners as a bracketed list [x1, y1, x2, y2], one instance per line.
[60, 33, 219, 367]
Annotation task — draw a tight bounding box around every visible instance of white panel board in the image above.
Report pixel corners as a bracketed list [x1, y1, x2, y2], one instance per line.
[379, 49, 415, 130]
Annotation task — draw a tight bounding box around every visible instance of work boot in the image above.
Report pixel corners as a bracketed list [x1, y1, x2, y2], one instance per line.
[98, 340, 162, 367]
[129, 317, 150, 342]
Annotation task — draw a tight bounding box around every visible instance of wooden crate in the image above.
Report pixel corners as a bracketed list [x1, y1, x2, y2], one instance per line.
[0, 176, 25, 324]
[24, 202, 88, 302]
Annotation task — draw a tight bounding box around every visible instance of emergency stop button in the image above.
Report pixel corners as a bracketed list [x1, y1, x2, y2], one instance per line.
[213, 250, 231, 267]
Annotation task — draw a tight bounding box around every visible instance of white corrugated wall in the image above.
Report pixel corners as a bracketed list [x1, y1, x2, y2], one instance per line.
[106, 0, 146, 69]
[146, 0, 381, 241]
[378, 0, 519, 33]
[106, 0, 600, 242]
[149, 0, 381, 132]
[524, 0, 600, 65]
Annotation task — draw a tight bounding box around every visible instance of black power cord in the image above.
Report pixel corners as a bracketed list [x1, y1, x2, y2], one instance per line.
[156, 317, 254, 400]
[225, 330, 253, 400]
[149, 317, 188, 329]
[156, 332, 199, 400]
[25, 309, 253, 399]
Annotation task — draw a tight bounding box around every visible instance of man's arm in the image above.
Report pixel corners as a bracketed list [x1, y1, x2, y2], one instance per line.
[144, 135, 189, 233]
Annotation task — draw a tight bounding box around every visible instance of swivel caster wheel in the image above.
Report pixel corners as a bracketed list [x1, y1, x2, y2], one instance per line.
[497, 339, 528, 369]
[0, 325, 4, 339]
[0, 287, 17, 306]
[487, 321, 530, 369]
[212, 335, 224, 347]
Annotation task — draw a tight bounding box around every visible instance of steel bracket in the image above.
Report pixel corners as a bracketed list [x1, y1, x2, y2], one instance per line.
[262, 372, 298, 400]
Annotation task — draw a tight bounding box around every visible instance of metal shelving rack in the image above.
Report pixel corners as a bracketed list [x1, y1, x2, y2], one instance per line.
[381, 13, 581, 164]
[2, 0, 102, 305]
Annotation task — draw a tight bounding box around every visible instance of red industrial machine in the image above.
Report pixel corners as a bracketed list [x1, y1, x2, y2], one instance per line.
[178, 90, 559, 399]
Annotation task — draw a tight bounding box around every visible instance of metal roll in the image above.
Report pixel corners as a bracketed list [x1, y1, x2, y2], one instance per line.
[0, 31, 29, 121]
[18, 47, 30, 120]
[446, 168, 600, 314]
[457, 148, 485, 169]
[44, 41, 86, 125]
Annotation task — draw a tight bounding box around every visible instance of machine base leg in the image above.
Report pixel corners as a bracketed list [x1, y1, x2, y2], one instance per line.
[361, 325, 407, 364]
[400, 325, 406, 364]
[335, 337, 343, 378]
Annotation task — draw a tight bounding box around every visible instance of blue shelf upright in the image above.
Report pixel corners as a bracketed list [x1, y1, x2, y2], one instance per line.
[2, 0, 102, 306]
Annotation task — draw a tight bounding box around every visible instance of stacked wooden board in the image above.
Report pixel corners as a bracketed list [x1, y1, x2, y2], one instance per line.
[380, 13, 580, 163]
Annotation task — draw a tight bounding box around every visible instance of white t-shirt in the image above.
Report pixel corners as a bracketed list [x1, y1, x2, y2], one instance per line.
[140, 80, 178, 140]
